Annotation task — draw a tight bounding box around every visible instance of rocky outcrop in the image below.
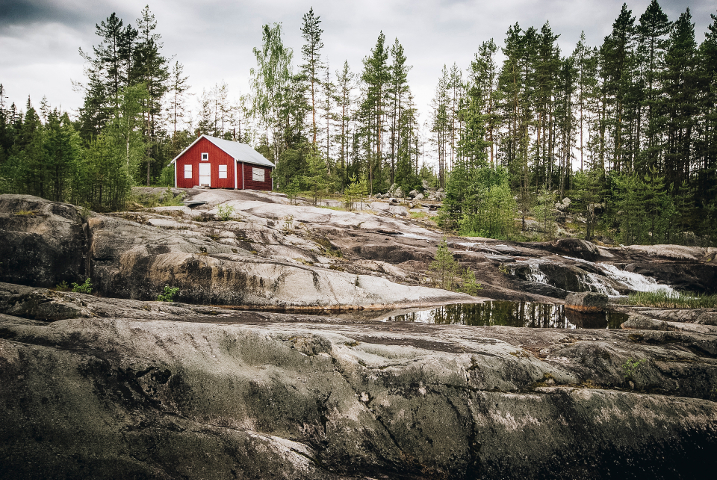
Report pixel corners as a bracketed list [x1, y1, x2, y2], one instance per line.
[0, 195, 469, 308]
[553, 238, 600, 261]
[565, 291, 608, 312]
[1, 293, 716, 479]
[0, 194, 87, 287]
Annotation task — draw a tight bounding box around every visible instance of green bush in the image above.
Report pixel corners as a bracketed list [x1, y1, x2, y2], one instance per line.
[55, 281, 70, 292]
[622, 358, 646, 381]
[157, 285, 179, 302]
[216, 204, 236, 221]
[71, 278, 92, 294]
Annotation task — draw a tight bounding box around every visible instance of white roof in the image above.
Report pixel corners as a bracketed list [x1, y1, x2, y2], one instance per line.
[170, 134, 275, 168]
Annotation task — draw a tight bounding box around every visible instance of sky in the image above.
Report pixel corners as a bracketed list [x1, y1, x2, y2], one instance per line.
[1, 0, 715, 127]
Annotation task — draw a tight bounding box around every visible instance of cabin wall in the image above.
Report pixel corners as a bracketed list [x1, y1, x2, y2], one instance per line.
[175, 138, 236, 189]
[242, 163, 272, 191]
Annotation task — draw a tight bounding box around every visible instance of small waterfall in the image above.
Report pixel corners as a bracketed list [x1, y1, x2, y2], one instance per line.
[526, 263, 549, 284]
[578, 272, 620, 296]
[599, 264, 675, 294]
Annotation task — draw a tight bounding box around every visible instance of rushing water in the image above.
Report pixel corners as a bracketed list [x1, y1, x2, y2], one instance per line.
[377, 301, 628, 329]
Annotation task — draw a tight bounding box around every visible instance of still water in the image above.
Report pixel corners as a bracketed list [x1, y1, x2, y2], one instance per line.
[376, 301, 628, 330]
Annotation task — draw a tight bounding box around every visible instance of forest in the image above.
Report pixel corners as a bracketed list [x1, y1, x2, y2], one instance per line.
[0, 1, 716, 246]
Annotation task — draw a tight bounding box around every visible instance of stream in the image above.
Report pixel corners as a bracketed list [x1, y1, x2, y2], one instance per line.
[374, 301, 628, 329]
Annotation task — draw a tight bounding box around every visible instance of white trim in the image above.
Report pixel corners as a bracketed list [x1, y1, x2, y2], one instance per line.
[242, 162, 245, 189]
[174, 160, 177, 187]
[198, 163, 211, 187]
[201, 152, 209, 161]
[234, 160, 238, 189]
[168, 134, 275, 169]
[169, 134, 208, 165]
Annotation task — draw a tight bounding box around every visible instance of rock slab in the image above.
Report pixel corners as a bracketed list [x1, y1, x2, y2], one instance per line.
[565, 291, 608, 312]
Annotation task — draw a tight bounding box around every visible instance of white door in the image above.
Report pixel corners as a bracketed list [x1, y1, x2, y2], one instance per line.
[199, 163, 211, 187]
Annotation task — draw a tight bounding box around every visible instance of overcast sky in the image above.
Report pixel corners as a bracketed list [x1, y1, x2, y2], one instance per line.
[1, 0, 715, 126]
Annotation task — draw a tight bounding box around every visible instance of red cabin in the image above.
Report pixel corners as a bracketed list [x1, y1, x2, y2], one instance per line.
[170, 135, 274, 191]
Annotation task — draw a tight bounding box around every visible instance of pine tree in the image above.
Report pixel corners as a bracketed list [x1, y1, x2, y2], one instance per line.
[335, 61, 355, 185]
[359, 32, 390, 194]
[662, 9, 699, 192]
[600, 4, 637, 172]
[300, 8, 324, 145]
[637, 0, 671, 172]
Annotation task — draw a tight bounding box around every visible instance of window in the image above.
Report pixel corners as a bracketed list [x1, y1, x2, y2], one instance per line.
[184, 164, 192, 178]
[218, 165, 227, 179]
[252, 167, 265, 182]
[201, 152, 208, 161]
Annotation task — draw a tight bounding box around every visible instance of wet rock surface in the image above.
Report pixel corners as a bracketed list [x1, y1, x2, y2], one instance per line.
[1, 291, 716, 479]
[2, 192, 717, 478]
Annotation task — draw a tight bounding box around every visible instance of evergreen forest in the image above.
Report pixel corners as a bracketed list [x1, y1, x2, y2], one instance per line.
[1, 2, 716, 245]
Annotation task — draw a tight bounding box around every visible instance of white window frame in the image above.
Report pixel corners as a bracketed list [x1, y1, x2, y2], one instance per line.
[201, 152, 209, 161]
[252, 167, 265, 182]
[218, 164, 227, 179]
[184, 164, 192, 179]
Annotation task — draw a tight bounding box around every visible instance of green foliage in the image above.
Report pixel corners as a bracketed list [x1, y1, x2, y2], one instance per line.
[430, 238, 459, 291]
[216, 204, 236, 221]
[71, 278, 93, 294]
[158, 165, 175, 187]
[157, 285, 179, 302]
[571, 169, 604, 240]
[55, 281, 70, 292]
[619, 291, 717, 309]
[283, 178, 301, 204]
[443, 166, 516, 240]
[533, 188, 557, 239]
[343, 174, 367, 211]
[622, 358, 646, 381]
[460, 268, 483, 296]
[610, 170, 675, 245]
[303, 145, 329, 204]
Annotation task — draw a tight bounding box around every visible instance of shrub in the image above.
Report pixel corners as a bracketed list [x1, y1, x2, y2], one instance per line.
[71, 278, 92, 294]
[55, 281, 70, 291]
[622, 358, 646, 381]
[216, 204, 236, 221]
[157, 285, 179, 302]
[461, 268, 483, 296]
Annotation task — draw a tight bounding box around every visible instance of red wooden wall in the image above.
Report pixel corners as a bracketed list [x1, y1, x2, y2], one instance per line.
[240, 163, 273, 191]
[174, 137, 272, 191]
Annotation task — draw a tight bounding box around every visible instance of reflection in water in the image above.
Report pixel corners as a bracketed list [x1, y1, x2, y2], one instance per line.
[381, 302, 627, 329]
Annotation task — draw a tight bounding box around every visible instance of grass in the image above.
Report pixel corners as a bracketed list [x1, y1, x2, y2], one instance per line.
[410, 211, 428, 219]
[14, 210, 38, 216]
[619, 290, 717, 309]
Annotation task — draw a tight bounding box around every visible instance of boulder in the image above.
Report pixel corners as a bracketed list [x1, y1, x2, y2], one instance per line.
[565, 291, 608, 312]
[553, 238, 600, 261]
[394, 186, 404, 199]
[408, 189, 419, 198]
[415, 193, 425, 201]
[0, 195, 87, 287]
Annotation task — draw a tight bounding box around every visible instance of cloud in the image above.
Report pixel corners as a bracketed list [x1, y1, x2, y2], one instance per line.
[1, 0, 715, 121]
